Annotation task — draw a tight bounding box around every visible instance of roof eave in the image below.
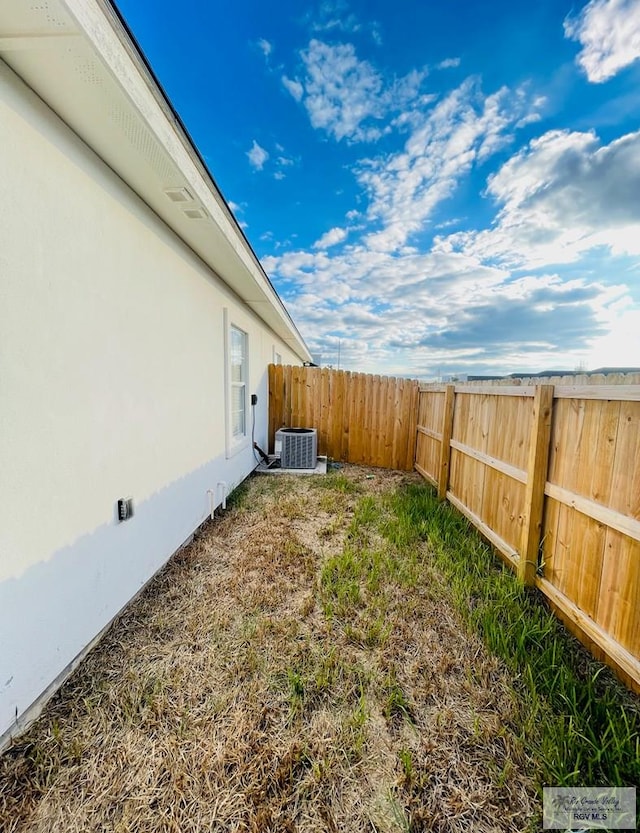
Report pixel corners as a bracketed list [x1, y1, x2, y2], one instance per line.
[0, 0, 311, 362]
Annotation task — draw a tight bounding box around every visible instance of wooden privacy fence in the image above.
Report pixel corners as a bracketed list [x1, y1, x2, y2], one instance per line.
[415, 383, 640, 692]
[268, 364, 418, 471]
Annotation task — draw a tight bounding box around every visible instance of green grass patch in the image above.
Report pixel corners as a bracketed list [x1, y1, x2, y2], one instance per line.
[225, 480, 251, 509]
[320, 546, 364, 618]
[384, 481, 640, 790]
[381, 667, 415, 725]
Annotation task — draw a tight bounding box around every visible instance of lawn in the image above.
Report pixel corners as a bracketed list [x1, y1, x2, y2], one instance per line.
[1, 465, 638, 832]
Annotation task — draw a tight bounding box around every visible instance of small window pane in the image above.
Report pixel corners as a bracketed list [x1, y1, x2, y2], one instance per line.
[231, 328, 246, 382]
[230, 325, 247, 439]
[232, 392, 245, 436]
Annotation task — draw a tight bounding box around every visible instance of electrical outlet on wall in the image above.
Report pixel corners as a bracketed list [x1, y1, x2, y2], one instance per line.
[117, 498, 134, 522]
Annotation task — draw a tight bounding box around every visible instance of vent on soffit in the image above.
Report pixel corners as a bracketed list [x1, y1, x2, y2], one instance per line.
[164, 187, 193, 203]
[183, 207, 209, 220]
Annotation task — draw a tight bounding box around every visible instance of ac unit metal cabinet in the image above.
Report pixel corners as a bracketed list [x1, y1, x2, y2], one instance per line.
[275, 428, 318, 469]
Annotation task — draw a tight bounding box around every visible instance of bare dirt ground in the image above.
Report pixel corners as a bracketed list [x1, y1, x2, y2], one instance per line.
[0, 465, 538, 832]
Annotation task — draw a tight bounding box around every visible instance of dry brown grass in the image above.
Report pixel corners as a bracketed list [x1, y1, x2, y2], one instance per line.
[0, 466, 538, 832]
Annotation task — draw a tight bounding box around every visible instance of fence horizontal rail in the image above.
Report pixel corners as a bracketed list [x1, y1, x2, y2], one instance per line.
[419, 385, 536, 396]
[545, 482, 640, 543]
[449, 439, 527, 484]
[447, 490, 520, 569]
[420, 382, 640, 401]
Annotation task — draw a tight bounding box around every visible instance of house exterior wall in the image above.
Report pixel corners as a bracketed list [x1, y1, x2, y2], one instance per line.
[0, 62, 301, 744]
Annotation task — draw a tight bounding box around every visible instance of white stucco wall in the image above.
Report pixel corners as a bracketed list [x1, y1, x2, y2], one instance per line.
[0, 61, 301, 744]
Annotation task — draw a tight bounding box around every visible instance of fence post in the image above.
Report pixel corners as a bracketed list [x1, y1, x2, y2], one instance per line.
[437, 384, 456, 501]
[268, 363, 275, 452]
[406, 380, 420, 472]
[519, 384, 554, 585]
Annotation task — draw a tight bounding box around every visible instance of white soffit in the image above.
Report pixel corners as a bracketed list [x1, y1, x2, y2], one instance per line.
[0, 0, 310, 362]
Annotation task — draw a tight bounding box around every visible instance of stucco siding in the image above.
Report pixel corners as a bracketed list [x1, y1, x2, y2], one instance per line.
[0, 61, 299, 743]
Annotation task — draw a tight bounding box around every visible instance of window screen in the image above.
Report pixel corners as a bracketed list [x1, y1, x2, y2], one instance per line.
[230, 326, 247, 437]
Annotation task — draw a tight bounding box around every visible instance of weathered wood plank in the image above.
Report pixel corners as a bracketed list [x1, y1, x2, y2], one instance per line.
[391, 378, 406, 469]
[317, 367, 328, 455]
[519, 385, 554, 584]
[268, 363, 283, 453]
[388, 376, 398, 468]
[561, 399, 605, 612]
[406, 380, 419, 472]
[341, 370, 351, 462]
[449, 392, 470, 511]
[545, 397, 582, 596]
[331, 370, 344, 461]
[437, 385, 455, 501]
[347, 372, 359, 463]
[283, 364, 292, 433]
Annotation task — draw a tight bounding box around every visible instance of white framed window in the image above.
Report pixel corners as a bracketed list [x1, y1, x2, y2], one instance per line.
[230, 326, 247, 438]
[224, 309, 250, 458]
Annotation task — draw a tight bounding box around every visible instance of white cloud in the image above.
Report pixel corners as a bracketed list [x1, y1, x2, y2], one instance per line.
[313, 227, 348, 249]
[309, 0, 361, 34]
[300, 40, 386, 141]
[437, 57, 461, 69]
[269, 152, 296, 180]
[585, 306, 640, 366]
[435, 217, 462, 229]
[257, 38, 272, 58]
[447, 128, 640, 267]
[286, 40, 428, 143]
[564, 0, 640, 82]
[370, 22, 383, 46]
[246, 140, 269, 171]
[228, 200, 241, 213]
[264, 238, 619, 376]
[355, 78, 541, 252]
[282, 75, 304, 102]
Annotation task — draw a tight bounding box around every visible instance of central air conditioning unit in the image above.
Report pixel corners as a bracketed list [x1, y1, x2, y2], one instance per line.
[275, 427, 318, 469]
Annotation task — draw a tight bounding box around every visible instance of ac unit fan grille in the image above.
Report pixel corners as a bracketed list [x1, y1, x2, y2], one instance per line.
[276, 428, 318, 469]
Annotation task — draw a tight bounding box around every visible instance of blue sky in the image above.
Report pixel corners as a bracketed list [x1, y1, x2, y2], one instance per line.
[116, 0, 640, 378]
